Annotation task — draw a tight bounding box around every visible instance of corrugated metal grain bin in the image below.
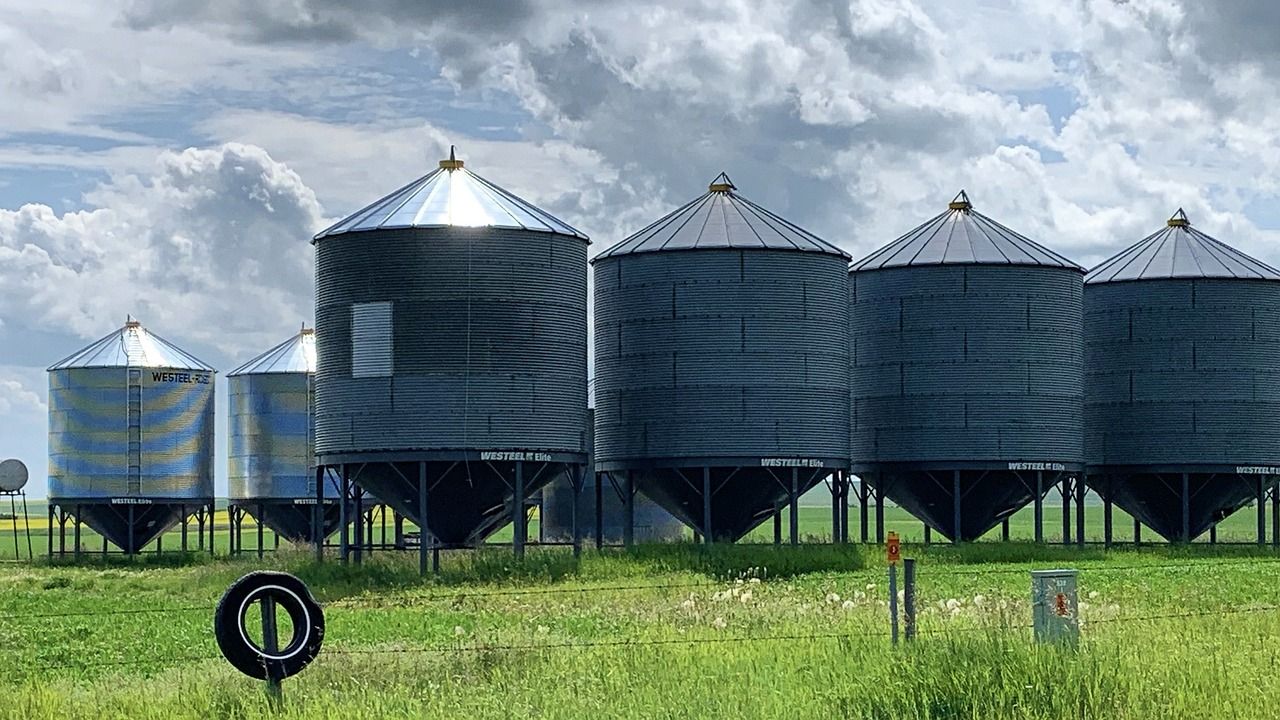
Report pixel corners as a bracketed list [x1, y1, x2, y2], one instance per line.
[1085, 209, 1280, 541]
[228, 327, 347, 541]
[850, 192, 1085, 541]
[47, 319, 215, 552]
[593, 174, 851, 542]
[313, 150, 589, 546]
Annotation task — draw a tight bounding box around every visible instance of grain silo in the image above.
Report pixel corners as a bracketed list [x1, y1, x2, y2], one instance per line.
[593, 173, 851, 543]
[540, 409, 683, 544]
[312, 149, 589, 560]
[47, 318, 216, 555]
[1085, 210, 1280, 543]
[228, 327, 349, 545]
[850, 192, 1085, 542]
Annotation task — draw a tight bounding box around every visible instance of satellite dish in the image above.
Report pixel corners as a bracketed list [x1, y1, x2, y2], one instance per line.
[0, 459, 29, 492]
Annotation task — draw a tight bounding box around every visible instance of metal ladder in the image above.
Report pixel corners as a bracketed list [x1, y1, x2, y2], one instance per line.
[127, 369, 142, 494]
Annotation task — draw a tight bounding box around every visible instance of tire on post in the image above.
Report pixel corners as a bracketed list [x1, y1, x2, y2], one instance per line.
[214, 571, 325, 680]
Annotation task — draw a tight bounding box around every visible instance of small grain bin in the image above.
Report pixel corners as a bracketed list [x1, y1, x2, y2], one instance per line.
[593, 174, 851, 543]
[850, 192, 1085, 542]
[228, 327, 350, 543]
[312, 149, 589, 551]
[1085, 210, 1280, 542]
[47, 319, 216, 554]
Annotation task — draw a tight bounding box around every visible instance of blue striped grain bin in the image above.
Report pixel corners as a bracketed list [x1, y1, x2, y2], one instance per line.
[1085, 209, 1280, 541]
[593, 174, 851, 542]
[850, 192, 1085, 541]
[228, 327, 348, 541]
[47, 319, 215, 552]
[312, 150, 589, 546]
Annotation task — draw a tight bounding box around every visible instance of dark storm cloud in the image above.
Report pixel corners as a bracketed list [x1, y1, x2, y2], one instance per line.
[122, 0, 536, 45]
[1182, 2, 1280, 68]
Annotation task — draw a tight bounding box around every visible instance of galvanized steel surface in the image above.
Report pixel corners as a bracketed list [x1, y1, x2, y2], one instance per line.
[594, 248, 851, 465]
[1086, 210, 1280, 284]
[314, 226, 589, 456]
[851, 192, 1082, 271]
[48, 366, 215, 499]
[49, 321, 214, 371]
[228, 328, 316, 375]
[1084, 277, 1280, 467]
[313, 162, 586, 241]
[228, 371, 314, 501]
[594, 174, 849, 260]
[851, 264, 1085, 465]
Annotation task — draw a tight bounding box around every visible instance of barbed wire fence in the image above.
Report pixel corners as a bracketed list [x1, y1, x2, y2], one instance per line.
[7, 556, 1280, 675]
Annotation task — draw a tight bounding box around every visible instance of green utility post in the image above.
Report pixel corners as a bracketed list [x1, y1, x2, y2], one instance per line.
[1031, 569, 1079, 646]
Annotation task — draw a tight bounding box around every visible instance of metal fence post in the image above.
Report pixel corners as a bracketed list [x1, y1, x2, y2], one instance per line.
[903, 558, 916, 642]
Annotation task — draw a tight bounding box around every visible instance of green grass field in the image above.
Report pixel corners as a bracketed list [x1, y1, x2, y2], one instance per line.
[2, 539, 1280, 718]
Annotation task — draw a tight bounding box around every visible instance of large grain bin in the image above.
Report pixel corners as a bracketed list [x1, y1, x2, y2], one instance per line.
[1085, 209, 1280, 542]
[540, 409, 683, 543]
[593, 174, 851, 543]
[228, 327, 347, 543]
[850, 192, 1085, 542]
[47, 318, 215, 554]
[313, 149, 589, 550]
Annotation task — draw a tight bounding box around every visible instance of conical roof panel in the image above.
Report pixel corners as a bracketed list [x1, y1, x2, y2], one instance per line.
[1085, 209, 1280, 284]
[852, 191, 1083, 271]
[228, 327, 316, 376]
[594, 173, 849, 261]
[48, 319, 214, 371]
[313, 149, 587, 241]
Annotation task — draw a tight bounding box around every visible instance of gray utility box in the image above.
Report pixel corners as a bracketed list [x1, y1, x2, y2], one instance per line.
[1031, 569, 1079, 645]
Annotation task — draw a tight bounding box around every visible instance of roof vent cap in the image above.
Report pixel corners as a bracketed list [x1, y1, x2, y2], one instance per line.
[708, 172, 735, 193]
[1167, 208, 1190, 228]
[948, 190, 972, 212]
[439, 145, 464, 170]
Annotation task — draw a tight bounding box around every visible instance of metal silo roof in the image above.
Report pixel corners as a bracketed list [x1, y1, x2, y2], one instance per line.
[313, 147, 587, 241]
[852, 191, 1083, 271]
[228, 327, 316, 376]
[593, 173, 850, 260]
[1085, 209, 1280, 284]
[48, 319, 214, 371]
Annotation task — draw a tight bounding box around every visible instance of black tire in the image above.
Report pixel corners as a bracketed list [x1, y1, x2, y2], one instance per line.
[214, 571, 325, 680]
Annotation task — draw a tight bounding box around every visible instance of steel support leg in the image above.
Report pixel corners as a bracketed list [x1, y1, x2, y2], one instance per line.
[314, 466, 325, 561]
[773, 504, 782, 546]
[924, 524, 931, 545]
[702, 467, 713, 545]
[830, 473, 840, 544]
[1134, 516, 1142, 547]
[1075, 475, 1085, 547]
[623, 471, 635, 548]
[859, 477, 869, 544]
[875, 480, 885, 544]
[952, 469, 962, 545]
[1273, 481, 1280, 548]
[1258, 476, 1267, 546]
[514, 461, 526, 560]
[418, 461, 429, 576]
[594, 472, 604, 550]
[1061, 477, 1071, 546]
[571, 467, 582, 559]
[790, 467, 799, 546]
[1034, 471, 1044, 543]
[257, 503, 265, 559]
[1104, 480, 1113, 549]
[339, 466, 350, 564]
[180, 505, 187, 552]
[1001, 518, 1009, 542]
[1181, 472, 1190, 543]
[73, 506, 81, 561]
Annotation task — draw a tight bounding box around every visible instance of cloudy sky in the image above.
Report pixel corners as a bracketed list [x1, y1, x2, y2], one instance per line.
[2, 0, 1279, 497]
